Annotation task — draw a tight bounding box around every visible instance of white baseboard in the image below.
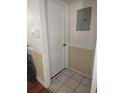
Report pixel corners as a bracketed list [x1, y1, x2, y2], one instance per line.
[37, 76, 48, 88]
[69, 67, 92, 79]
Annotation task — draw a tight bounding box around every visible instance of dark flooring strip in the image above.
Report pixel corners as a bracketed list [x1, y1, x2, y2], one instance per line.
[28, 81, 49, 93]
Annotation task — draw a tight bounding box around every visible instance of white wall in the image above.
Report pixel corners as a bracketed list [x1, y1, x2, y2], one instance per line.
[27, 0, 42, 54]
[69, 0, 97, 49]
[91, 51, 97, 93]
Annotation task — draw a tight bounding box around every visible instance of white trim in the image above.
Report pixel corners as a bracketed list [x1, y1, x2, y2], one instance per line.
[65, 5, 69, 68]
[48, 0, 67, 6]
[69, 44, 94, 50]
[39, 0, 50, 88]
[69, 67, 92, 79]
[91, 50, 97, 93]
[37, 76, 46, 88]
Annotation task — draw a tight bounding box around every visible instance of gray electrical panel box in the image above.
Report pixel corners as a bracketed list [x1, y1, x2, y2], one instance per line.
[76, 7, 92, 31]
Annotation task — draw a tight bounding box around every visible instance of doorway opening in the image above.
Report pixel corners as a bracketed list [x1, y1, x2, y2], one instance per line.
[41, 0, 97, 92]
[47, 0, 68, 78]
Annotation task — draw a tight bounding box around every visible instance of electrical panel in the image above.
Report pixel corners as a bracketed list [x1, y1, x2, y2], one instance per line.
[76, 7, 92, 31]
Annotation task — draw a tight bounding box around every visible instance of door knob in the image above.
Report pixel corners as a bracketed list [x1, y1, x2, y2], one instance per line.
[63, 44, 66, 46]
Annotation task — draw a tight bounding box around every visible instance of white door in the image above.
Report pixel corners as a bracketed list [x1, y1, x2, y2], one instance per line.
[47, 1, 65, 78]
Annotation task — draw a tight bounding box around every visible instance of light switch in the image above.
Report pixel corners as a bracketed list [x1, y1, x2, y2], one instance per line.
[31, 28, 40, 38]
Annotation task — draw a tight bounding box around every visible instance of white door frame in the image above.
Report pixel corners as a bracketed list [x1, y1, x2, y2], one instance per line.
[39, 0, 69, 88]
[91, 50, 97, 93]
[39, 0, 50, 88]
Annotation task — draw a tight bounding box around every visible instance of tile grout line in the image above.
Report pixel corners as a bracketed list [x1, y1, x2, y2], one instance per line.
[73, 77, 92, 93]
[49, 74, 65, 93]
[53, 69, 75, 93]
[55, 82, 65, 93]
[80, 82, 91, 89]
[56, 70, 75, 92]
[72, 77, 83, 93]
[50, 68, 91, 93]
[80, 76, 92, 88]
[70, 68, 92, 89]
[65, 70, 88, 92]
[56, 69, 84, 93]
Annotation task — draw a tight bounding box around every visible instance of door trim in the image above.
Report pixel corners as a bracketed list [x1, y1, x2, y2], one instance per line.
[64, 6, 69, 68]
[40, 0, 69, 88]
[39, 0, 50, 88]
[91, 50, 97, 93]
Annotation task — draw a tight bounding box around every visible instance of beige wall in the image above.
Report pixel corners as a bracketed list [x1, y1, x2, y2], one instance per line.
[31, 51, 44, 80]
[68, 0, 97, 77]
[69, 47, 94, 76]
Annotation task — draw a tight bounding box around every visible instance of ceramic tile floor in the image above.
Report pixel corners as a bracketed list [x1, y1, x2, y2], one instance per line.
[49, 68, 92, 93]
